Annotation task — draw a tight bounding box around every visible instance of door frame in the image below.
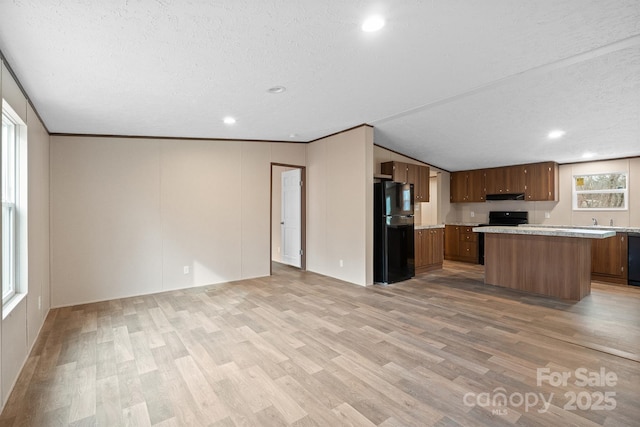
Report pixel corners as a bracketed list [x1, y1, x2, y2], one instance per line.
[270, 163, 306, 273]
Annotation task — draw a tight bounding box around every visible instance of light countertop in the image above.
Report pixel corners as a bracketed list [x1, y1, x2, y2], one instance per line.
[472, 226, 616, 239]
[415, 224, 445, 230]
[518, 224, 640, 233]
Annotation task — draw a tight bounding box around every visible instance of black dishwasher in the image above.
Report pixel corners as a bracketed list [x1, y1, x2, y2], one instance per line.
[629, 233, 640, 287]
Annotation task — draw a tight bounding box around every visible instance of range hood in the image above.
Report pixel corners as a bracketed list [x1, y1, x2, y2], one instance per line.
[486, 193, 525, 201]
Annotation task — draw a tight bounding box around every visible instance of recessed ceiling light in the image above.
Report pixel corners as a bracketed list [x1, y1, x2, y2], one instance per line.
[267, 86, 286, 94]
[582, 152, 596, 159]
[362, 15, 385, 32]
[223, 116, 236, 125]
[548, 130, 566, 139]
[289, 133, 298, 138]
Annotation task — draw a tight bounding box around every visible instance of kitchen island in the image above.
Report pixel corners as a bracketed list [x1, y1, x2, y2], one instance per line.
[472, 226, 615, 300]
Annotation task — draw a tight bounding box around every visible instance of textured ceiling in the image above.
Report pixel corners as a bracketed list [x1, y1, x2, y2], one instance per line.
[0, 0, 639, 171]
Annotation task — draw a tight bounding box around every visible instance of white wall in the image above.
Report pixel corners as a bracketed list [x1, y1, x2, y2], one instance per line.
[446, 158, 640, 227]
[50, 136, 306, 307]
[0, 60, 50, 408]
[306, 126, 374, 286]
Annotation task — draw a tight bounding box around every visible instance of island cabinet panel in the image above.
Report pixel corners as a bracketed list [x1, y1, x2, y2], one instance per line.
[484, 233, 591, 300]
[444, 225, 478, 263]
[450, 170, 485, 203]
[524, 162, 558, 201]
[415, 228, 444, 274]
[381, 161, 429, 203]
[591, 233, 628, 284]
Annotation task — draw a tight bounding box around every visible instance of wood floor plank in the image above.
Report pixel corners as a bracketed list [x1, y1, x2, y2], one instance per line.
[225, 366, 272, 414]
[113, 326, 135, 364]
[129, 331, 158, 375]
[174, 355, 229, 423]
[96, 375, 123, 427]
[122, 401, 151, 427]
[273, 373, 343, 426]
[43, 362, 77, 413]
[244, 365, 308, 424]
[68, 365, 97, 423]
[236, 325, 290, 364]
[332, 402, 377, 426]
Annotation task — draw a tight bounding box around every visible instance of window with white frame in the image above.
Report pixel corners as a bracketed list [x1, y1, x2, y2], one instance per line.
[572, 172, 628, 210]
[2, 103, 20, 305]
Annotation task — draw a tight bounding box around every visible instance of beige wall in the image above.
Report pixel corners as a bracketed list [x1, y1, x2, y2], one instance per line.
[50, 136, 306, 307]
[445, 158, 640, 226]
[1, 61, 51, 408]
[420, 176, 439, 224]
[307, 126, 374, 285]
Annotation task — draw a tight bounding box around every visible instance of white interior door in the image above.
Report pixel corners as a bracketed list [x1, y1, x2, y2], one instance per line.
[281, 168, 301, 268]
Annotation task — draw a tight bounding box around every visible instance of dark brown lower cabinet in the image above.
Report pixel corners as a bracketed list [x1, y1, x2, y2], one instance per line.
[591, 233, 628, 285]
[444, 225, 479, 263]
[415, 228, 444, 274]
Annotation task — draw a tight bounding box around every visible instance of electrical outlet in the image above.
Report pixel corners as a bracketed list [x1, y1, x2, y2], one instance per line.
[545, 211, 551, 219]
[470, 211, 475, 218]
[184, 266, 190, 275]
[339, 259, 344, 267]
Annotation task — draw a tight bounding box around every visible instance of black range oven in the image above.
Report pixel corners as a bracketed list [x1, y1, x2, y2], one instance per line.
[477, 211, 529, 265]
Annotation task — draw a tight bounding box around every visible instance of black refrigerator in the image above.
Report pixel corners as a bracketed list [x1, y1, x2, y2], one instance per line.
[374, 182, 415, 284]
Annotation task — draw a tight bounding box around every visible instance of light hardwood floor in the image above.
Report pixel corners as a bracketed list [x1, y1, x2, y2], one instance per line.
[1, 261, 639, 426]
